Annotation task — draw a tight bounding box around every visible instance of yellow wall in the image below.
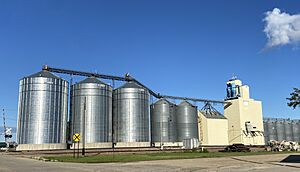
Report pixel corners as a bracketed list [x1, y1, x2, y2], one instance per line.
[241, 85, 250, 99]
[199, 111, 229, 146]
[224, 98, 265, 145]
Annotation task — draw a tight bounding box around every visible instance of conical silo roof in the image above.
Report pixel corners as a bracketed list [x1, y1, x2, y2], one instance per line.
[118, 81, 143, 89]
[178, 101, 194, 107]
[78, 77, 107, 85]
[27, 70, 61, 79]
[154, 98, 173, 105]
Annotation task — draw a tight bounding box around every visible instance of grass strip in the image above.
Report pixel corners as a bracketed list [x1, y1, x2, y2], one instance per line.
[44, 151, 296, 163]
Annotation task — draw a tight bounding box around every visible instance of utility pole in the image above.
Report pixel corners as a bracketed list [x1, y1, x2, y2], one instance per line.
[69, 75, 73, 146]
[112, 80, 115, 151]
[160, 113, 163, 150]
[82, 97, 86, 156]
[2, 109, 6, 143]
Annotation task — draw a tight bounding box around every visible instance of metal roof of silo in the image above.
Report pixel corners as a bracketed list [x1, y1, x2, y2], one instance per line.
[178, 100, 195, 107]
[78, 77, 107, 85]
[26, 70, 61, 79]
[118, 81, 143, 89]
[154, 98, 173, 105]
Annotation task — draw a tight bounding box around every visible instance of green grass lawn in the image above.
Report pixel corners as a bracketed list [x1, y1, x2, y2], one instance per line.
[44, 151, 295, 163]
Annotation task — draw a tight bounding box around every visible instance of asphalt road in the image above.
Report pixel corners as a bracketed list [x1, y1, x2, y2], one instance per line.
[1, 153, 300, 172]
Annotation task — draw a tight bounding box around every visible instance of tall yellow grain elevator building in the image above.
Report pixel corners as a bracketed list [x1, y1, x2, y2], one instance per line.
[224, 78, 265, 145]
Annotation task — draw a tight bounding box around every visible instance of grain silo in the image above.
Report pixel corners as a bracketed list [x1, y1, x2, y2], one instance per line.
[113, 81, 150, 147]
[292, 120, 300, 142]
[266, 119, 277, 141]
[17, 70, 68, 150]
[150, 98, 177, 143]
[176, 101, 199, 142]
[284, 119, 293, 141]
[263, 120, 269, 143]
[71, 77, 112, 147]
[275, 119, 285, 141]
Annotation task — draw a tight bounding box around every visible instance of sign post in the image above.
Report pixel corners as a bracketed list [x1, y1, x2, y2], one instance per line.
[73, 133, 80, 158]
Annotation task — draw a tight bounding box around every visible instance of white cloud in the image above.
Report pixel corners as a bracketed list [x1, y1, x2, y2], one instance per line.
[263, 8, 300, 48]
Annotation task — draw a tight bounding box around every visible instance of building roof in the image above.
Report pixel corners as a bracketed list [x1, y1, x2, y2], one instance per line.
[200, 110, 227, 119]
[200, 103, 226, 119]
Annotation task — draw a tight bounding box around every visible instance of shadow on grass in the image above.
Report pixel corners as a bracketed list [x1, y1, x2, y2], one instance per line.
[280, 155, 300, 163]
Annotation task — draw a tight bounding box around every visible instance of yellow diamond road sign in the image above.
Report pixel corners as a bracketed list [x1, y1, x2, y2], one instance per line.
[73, 133, 80, 142]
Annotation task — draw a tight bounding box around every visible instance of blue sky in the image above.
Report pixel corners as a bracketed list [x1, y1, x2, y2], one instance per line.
[0, 1, 300, 138]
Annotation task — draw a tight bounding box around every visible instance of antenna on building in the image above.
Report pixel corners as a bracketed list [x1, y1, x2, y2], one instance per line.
[231, 73, 237, 80]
